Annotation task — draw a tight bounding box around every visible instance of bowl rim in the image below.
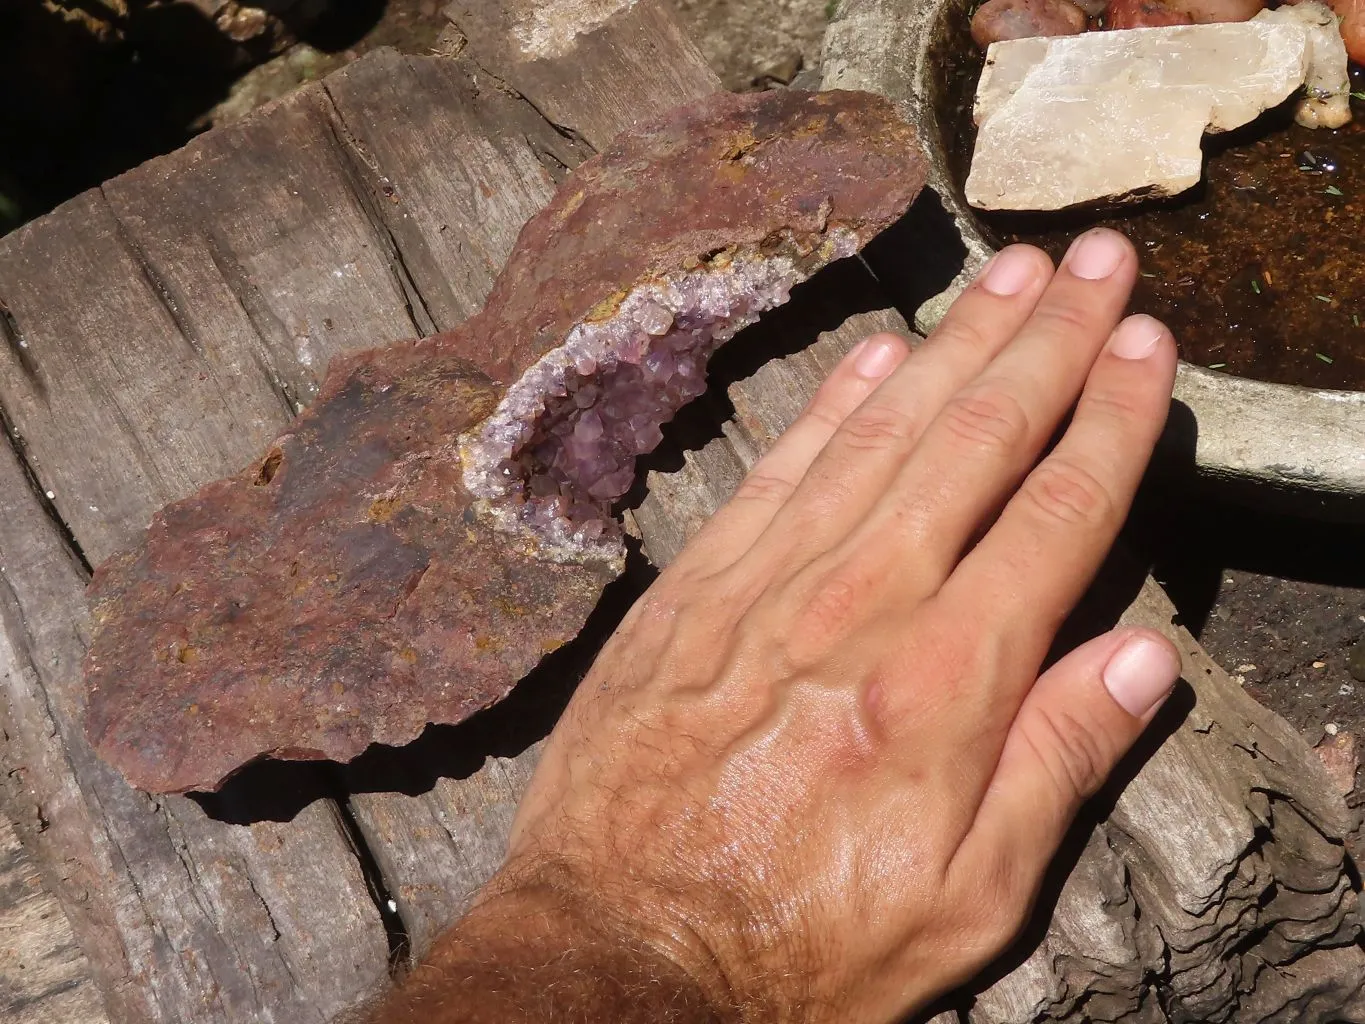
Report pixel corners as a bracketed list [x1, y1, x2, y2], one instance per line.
[821, 0, 1365, 508]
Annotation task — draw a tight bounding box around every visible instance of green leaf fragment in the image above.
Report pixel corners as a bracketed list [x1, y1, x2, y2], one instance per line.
[1323, 185, 1344, 196]
[1251, 279, 1261, 294]
[1316, 353, 1334, 364]
[1315, 295, 1333, 303]
[1207, 362, 1227, 369]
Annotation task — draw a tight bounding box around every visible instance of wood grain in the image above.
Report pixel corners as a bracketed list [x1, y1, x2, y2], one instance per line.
[446, 0, 720, 150]
[0, 82, 413, 1024]
[0, 811, 107, 1024]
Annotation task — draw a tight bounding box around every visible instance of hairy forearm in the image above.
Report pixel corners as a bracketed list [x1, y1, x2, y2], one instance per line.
[367, 874, 735, 1024]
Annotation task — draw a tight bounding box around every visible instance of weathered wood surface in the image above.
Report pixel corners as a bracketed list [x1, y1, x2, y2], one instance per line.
[0, 361, 388, 1023]
[0, 810, 107, 1024]
[0, 1, 1359, 1022]
[445, 0, 720, 150]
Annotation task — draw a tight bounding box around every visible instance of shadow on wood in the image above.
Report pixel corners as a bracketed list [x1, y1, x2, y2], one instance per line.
[625, 254, 905, 509]
[861, 187, 969, 321]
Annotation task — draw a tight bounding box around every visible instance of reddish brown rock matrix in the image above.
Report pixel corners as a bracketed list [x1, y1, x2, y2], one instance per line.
[84, 88, 927, 794]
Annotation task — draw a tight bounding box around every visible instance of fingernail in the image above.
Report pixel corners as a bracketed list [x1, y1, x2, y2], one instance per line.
[1108, 314, 1166, 360]
[979, 247, 1038, 296]
[854, 335, 899, 379]
[1066, 230, 1127, 281]
[1102, 635, 1181, 718]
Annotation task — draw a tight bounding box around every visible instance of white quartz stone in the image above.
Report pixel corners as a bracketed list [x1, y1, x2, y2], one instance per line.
[966, 23, 1311, 211]
[1253, 2, 1353, 129]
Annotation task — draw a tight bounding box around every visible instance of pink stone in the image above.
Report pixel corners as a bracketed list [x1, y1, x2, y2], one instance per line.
[574, 410, 605, 443]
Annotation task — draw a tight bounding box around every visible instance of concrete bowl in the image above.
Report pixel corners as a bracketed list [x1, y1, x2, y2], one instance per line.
[822, 0, 1365, 516]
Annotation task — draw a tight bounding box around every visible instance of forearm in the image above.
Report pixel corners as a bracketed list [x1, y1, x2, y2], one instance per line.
[367, 873, 735, 1024]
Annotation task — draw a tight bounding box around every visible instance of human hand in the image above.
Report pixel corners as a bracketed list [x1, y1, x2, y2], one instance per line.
[465, 228, 1182, 1023]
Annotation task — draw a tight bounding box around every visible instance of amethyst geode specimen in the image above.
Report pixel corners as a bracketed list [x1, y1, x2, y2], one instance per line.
[84, 89, 927, 793]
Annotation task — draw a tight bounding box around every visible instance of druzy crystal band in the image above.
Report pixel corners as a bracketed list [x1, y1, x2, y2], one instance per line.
[461, 231, 857, 559]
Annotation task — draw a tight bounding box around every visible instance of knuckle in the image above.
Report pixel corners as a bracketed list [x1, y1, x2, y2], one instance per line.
[949, 852, 1031, 960]
[732, 470, 797, 509]
[882, 606, 989, 717]
[930, 315, 993, 356]
[834, 402, 919, 453]
[1019, 457, 1115, 528]
[796, 572, 862, 642]
[799, 400, 846, 434]
[771, 561, 874, 668]
[1022, 704, 1113, 801]
[1076, 383, 1149, 424]
[937, 387, 1030, 457]
[627, 582, 686, 632]
[1031, 301, 1098, 338]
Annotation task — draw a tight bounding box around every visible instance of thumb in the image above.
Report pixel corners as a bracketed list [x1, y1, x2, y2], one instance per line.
[947, 627, 1181, 911]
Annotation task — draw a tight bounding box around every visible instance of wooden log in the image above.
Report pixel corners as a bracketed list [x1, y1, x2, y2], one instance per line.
[0, 421, 389, 1022]
[0, 95, 415, 1024]
[0, 809, 108, 1024]
[0, 1, 1354, 1020]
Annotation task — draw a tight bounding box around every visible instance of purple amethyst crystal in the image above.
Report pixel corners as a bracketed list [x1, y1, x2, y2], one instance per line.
[460, 245, 840, 557]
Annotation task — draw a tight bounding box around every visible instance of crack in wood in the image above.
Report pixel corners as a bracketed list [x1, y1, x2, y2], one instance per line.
[99, 190, 208, 362]
[243, 872, 282, 944]
[0, 293, 42, 390]
[524, 132, 579, 183]
[200, 229, 305, 420]
[458, 48, 598, 157]
[161, 812, 220, 952]
[0, 570, 69, 776]
[0, 393, 92, 576]
[316, 85, 439, 341]
[332, 798, 411, 974]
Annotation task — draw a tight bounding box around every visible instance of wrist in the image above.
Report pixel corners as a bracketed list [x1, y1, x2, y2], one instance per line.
[409, 857, 743, 1024]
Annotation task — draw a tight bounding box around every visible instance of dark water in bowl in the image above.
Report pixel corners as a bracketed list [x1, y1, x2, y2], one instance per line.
[932, 16, 1365, 391]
